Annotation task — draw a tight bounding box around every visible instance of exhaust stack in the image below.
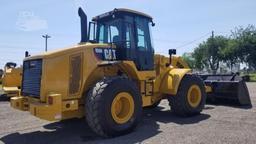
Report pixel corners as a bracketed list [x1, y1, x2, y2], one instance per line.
[78, 7, 88, 43]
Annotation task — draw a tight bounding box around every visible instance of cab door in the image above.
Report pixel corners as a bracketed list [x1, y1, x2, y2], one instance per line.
[134, 17, 154, 71]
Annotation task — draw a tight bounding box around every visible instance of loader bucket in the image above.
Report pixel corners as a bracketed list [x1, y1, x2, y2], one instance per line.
[199, 74, 252, 107]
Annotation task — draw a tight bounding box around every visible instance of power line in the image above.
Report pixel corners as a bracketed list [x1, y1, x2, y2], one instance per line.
[153, 38, 189, 44]
[175, 32, 212, 49]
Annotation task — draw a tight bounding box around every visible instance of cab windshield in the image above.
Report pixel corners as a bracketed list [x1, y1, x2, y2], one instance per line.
[88, 19, 133, 49]
[89, 19, 121, 43]
[88, 16, 154, 52]
[98, 19, 121, 44]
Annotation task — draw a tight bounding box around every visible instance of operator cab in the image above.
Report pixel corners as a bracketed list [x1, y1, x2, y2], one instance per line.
[88, 8, 155, 71]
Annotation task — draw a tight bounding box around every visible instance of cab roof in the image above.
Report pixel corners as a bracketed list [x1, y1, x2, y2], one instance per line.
[92, 8, 153, 21]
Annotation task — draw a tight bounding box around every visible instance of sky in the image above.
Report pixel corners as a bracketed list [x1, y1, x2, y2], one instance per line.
[0, 0, 256, 68]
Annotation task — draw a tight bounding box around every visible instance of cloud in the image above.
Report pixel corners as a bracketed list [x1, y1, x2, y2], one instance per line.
[16, 11, 48, 31]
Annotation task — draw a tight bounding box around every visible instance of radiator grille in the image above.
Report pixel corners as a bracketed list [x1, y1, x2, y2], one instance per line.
[69, 54, 82, 95]
[21, 59, 42, 98]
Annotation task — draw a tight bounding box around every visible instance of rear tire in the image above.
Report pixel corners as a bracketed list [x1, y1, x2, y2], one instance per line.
[168, 74, 206, 116]
[85, 77, 142, 137]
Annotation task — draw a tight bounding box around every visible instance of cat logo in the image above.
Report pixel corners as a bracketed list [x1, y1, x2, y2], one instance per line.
[104, 49, 116, 60]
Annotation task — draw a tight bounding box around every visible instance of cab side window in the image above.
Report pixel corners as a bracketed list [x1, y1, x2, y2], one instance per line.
[98, 25, 105, 43]
[124, 23, 133, 49]
[135, 17, 152, 51]
[137, 27, 146, 50]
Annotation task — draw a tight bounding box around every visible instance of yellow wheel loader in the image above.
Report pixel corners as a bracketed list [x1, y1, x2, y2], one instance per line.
[1, 62, 22, 97]
[10, 8, 251, 137]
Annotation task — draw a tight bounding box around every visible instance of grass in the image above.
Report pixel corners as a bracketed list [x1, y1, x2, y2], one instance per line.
[243, 73, 256, 82]
[249, 73, 256, 82]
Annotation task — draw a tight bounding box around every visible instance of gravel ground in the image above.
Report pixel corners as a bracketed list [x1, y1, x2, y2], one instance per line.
[0, 83, 255, 144]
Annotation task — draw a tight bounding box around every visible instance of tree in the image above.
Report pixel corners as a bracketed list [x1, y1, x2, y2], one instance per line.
[231, 25, 256, 70]
[192, 42, 208, 70]
[207, 35, 228, 73]
[182, 53, 195, 69]
[219, 39, 240, 71]
[192, 35, 228, 73]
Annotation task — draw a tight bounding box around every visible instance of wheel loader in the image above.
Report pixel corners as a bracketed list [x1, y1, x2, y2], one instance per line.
[10, 7, 251, 137]
[1, 62, 22, 97]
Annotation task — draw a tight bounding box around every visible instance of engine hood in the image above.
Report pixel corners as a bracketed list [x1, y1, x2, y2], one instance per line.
[24, 43, 111, 61]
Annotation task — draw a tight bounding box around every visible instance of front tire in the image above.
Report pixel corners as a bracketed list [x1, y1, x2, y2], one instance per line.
[85, 77, 142, 137]
[168, 74, 206, 116]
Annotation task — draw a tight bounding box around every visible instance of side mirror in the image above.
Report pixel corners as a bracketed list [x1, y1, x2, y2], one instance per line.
[166, 49, 177, 67]
[169, 49, 176, 55]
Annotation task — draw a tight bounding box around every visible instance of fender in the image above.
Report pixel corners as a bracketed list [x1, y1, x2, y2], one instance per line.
[160, 68, 191, 95]
[117, 61, 156, 80]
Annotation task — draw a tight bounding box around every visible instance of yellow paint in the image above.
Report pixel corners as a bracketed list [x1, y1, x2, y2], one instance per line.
[111, 92, 135, 124]
[187, 85, 202, 108]
[29, 93, 62, 121]
[159, 68, 191, 95]
[62, 100, 79, 112]
[142, 95, 152, 107]
[2, 87, 20, 97]
[11, 43, 193, 121]
[171, 56, 190, 68]
[154, 54, 189, 70]
[205, 86, 212, 93]
[10, 97, 28, 111]
[1, 65, 22, 97]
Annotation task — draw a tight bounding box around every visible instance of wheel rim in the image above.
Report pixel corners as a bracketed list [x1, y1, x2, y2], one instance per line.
[187, 85, 202, 108]
[111, 92, 135, 124]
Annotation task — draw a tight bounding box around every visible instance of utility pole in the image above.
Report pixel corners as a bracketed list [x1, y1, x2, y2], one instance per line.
[211, 30, 216, 74]
[42, 34, 51, 52]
